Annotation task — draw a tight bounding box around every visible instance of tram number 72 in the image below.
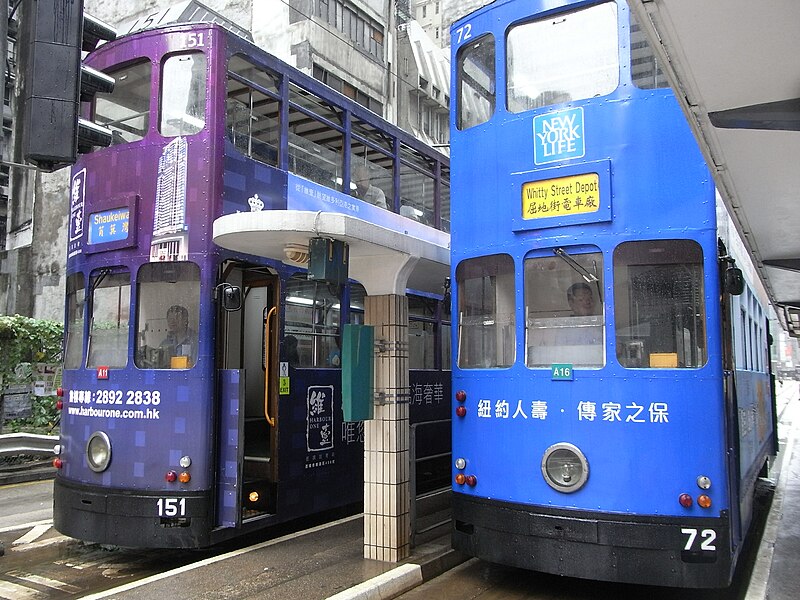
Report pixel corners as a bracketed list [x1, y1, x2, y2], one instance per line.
[157, 498, 187, 517]
[681, 527, 717, 551]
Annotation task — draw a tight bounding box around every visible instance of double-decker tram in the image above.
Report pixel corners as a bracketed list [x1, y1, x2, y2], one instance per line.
[56, 15, 451, 548]
[449, 0, 777, 588]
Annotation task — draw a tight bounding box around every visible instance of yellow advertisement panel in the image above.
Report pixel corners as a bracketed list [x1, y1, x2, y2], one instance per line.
[522, 173, 600, 220]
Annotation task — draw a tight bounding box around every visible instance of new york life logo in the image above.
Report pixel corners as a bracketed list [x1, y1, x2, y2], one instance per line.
[533, 107, 585, 165]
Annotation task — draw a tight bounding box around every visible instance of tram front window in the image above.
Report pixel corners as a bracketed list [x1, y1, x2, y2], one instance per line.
[135, 262, 201, 369]
[87, 270, 131, 369]
[525, 249, 604, 368]
[456, 254, 515, 369]
[161, 52, 207, 136]
[65, 273, 86, 369]
[507, 2, 619, 112]
[614, 240, 706, 368]
[94, 59, 151, 145]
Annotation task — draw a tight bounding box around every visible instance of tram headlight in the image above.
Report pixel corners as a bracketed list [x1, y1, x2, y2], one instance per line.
[86, 431, 112, 473]
[696, 475, 711, 490]
[541, 443, 589, 493]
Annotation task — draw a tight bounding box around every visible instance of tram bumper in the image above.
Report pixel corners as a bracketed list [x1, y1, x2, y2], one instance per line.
[452, 492, 734, 588]
[53, 477, 214, 548]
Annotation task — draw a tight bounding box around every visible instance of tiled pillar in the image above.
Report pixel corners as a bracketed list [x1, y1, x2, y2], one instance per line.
[363, 294, 410, 562]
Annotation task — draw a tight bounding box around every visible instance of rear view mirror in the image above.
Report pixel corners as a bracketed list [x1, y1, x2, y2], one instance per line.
[724, 268, 745, 296]
[218, 283, 242, 311]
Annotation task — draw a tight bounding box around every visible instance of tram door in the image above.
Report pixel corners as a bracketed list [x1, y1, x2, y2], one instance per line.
[217, 263, 280, 522]
[718, 249, 743, 544]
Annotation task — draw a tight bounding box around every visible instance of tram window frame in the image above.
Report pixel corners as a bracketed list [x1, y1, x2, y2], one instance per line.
[524, 250, 605, 369]
[65, 273, 86, 369]
[613, 240, 707, 369]
[456, 33, 495, 130]
[87, 269, 131, 369]
[506, 2, 619, 113]
[226, 55, 282, 167]
[456, 254, 515, 369]
[134, 262, 201, 370]
[160, 52, 207, 137]
[93, 59, 152, 145]
[285, 275, 342, 368]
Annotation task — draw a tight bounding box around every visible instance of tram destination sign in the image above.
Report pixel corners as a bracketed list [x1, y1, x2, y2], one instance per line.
[522, 173, 599, 220]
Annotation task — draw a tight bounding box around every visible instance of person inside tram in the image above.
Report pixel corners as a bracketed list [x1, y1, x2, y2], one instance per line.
[353, 164, 387, 209]
[159, 304, 197, 368]
[567, 282, 598, 317]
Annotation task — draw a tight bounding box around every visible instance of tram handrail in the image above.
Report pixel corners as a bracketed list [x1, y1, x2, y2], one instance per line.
[0, 433, 58, 457]
[264, 306, 277, 426]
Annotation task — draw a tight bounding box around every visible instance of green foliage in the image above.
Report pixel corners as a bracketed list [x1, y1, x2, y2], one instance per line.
[0, 315, 63, 433]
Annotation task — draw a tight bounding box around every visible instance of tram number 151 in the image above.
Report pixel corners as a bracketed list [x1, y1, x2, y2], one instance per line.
[681, 527, 717, 551]
[157, 498, 187, 517]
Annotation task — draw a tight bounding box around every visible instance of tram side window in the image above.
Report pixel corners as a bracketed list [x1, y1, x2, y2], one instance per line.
[614, 240, 706, 368]
[350, 115, 394, 209]
[456, 33, 495, 130]
[87, 270, 130, 369]
[525, 250, 604, 368]
[409, 294, 451, 370]
[440, 165, 450, 233]
[400, 144, 436, 225]
[161, 53, 207, 136]
[285, 275, 341, 368]
[456, 255, 515, 369]
[507, 2, 619, 113]
[226, 55, 281, 167]
[93, 60, 151, 145]
[288, 83, 344, 190]
[629, 10, 668, 89]
[410, 296, 438, 370]
[64, 273, 86, 369]
[135, 262, 201, 369]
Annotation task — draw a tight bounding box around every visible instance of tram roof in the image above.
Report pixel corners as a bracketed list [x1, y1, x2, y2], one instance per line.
[628, 0, 800, 334]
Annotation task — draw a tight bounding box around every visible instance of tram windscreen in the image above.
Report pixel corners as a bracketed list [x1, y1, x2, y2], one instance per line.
[614, 240, 707, 368]
[506, 2, 619, 112]
[456, 254, 515, 369]
[524, 250, 604, 368]
[135, 262, 201, 369]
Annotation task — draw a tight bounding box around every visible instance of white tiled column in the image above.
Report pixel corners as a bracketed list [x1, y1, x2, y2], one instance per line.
[363, 294, 410, 562]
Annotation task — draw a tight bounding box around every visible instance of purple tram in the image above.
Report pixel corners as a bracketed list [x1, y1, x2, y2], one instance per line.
[55, 19, 451, 548]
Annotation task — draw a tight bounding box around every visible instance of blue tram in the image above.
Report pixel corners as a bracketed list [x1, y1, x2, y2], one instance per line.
[449, 0, 777, 588]
[54, 15, 450, 548]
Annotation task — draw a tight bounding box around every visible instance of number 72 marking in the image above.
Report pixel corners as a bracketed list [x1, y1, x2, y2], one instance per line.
[681, 527, 717, 551]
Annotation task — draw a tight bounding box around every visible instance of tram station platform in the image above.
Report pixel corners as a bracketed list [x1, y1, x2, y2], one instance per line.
[88, 382, 800, 600]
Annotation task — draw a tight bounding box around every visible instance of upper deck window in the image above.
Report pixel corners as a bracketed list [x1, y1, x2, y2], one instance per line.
[525, 249, 605, 368]
[456, 254, 515, 369]
[507, 2, 619, 112]
[614, 240, 706, 368]
[227, 55, 281, 167]
[160, 53, 207, 136]
[94, 60, 151, 144]
[456, 34, 495, 130]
